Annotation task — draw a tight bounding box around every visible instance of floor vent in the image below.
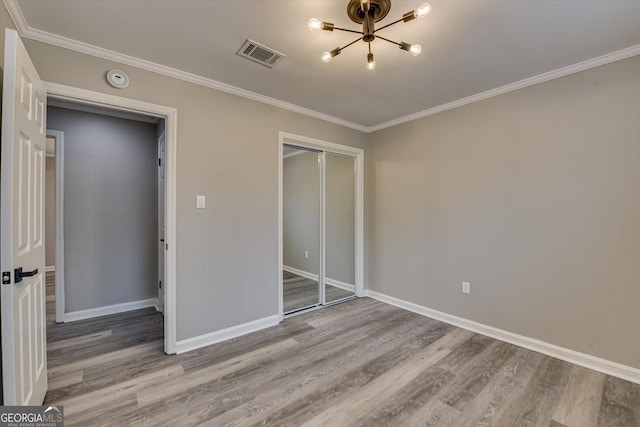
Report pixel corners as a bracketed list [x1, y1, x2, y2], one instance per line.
[237, 39, 286, 68]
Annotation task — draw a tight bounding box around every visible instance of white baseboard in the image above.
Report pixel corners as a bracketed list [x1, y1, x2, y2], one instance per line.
[283, 265, 318, 281]
[365, 290, 640, 385]
[64, 298, 158, 323]
[153, 299, 161, 313]
[325, 277, 355, 292]
[45, 266, 55, 272]
[175, 315, 280, 354]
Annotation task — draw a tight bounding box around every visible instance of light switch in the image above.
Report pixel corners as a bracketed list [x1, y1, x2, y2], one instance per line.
[196, 195, 206, 209]
[462, 281, 471, 294]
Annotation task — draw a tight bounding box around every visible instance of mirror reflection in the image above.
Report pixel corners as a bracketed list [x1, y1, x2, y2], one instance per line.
[282, 146, 320, 313]
[324, 153, 356, 303]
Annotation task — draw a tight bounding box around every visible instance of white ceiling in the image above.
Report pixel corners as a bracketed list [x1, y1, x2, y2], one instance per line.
[14, 0, 640, 128]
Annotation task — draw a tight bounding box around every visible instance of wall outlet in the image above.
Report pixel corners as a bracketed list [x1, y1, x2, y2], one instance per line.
[462, 281, 471, 294]
[304, 250, 309, 258]
[196, 195, 205, 209]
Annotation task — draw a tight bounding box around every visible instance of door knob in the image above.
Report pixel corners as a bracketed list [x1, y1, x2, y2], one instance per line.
[14, 267, 39, 284]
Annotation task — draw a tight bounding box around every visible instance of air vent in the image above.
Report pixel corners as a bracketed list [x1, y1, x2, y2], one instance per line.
[237, 39, 286, 68]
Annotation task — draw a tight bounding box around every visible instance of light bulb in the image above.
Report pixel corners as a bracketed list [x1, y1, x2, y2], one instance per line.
[321, 51, 332, 62]
[409, 44, 422, 56]
[367, 53, 376, 70]
[414, 2, 432, 18]
[308, 18, 322, 31]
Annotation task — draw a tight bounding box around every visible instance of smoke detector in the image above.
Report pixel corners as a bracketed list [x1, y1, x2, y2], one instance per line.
[237, 39, 285, 68]
[106, 69, 129, 89]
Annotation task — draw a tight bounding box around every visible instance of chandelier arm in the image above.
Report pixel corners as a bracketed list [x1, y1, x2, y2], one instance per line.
[375, 34, 403, 47]
[340, 37, 363, 51]
[333, 27, 365, 35]
[372, 17, 404, 33]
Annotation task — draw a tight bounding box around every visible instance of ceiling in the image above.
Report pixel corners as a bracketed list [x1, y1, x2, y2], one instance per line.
[14, 0, 640, 129]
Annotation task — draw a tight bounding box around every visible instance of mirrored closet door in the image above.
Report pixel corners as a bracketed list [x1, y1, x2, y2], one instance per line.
[282, 146, 321, 313]
[282, 145, 357, 315]
[324, 153, 356, 303]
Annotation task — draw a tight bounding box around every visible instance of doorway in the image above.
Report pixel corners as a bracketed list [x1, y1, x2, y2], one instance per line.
[45, 83, 178, 354]
[278, 132, 364, 318]
[46, 99, 165, 319]
[43, 102, 166, 386]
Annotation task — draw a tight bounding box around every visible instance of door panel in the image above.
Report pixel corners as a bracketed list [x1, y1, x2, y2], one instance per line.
[324, 153, 356, 304]
[34, 93, 45, 133]
[1, 29, 48, 406]
[34, 275, 45, 377]
[18, 134, 30, 254]
[33, 144, 44, 248]
[17, 286, 32, 404]
[19, 70, 32, 115]
[282, 146, 321, 313]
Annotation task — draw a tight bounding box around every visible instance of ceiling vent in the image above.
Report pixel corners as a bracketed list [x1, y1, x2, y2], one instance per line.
[237, 39, 286, 68]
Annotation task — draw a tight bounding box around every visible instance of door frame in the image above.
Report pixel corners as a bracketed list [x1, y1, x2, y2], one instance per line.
[44, 82, 178, 354]
[157, 130, 166, 314]
[46, 129, 65, 324]
[277, 131, 365, 321]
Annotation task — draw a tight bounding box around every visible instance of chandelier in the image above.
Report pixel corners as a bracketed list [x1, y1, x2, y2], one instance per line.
[308, 0, 431, 70]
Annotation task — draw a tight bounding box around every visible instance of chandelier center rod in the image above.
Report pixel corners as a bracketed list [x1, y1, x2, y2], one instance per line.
[347, 0, 392, 24]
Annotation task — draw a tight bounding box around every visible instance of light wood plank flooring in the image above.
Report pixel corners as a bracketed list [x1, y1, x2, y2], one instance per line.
[283, 270, 353, 313]
[44, 272, 639, 426]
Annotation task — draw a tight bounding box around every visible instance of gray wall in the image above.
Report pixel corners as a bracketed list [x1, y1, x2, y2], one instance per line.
[45, 155, 55, 267]
[325, 153, 355, 285]
[47, 106, 159, 312]
[283, 151, 320, 275]
[367, 55, 640, 369]
[21, 38, 368, 340]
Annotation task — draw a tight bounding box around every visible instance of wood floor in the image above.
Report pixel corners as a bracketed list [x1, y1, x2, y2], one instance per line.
[283, 270, 354, 313]
[44, 272, 639, 426]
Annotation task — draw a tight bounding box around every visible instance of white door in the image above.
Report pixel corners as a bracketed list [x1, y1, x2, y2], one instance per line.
[1, 29, 48, 406]
[157, 133, 165, 313]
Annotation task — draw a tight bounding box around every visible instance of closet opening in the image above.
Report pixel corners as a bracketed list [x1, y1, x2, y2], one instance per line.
[278, 132, 364, 319]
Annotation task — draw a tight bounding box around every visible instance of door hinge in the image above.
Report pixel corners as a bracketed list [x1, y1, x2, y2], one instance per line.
[159, 280, 162, 289]
[159, 158, 162, 167]
[2, 271, 11, 285]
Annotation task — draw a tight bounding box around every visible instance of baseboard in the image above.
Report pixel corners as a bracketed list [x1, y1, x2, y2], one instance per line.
[153, 299, 162, 313]
[365, 290, 640, 385]
[64, 298, 157, 323]
[175, 315, 280, 354]
[45, 266, 55, 272]
[325, 277, 355, 292]
[283, 265, 318, 281]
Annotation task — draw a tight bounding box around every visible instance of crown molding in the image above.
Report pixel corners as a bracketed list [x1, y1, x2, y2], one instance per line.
[1, 0, 369, 133]
[368, 43, 640, 132]
[4, 0, 640, 135]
